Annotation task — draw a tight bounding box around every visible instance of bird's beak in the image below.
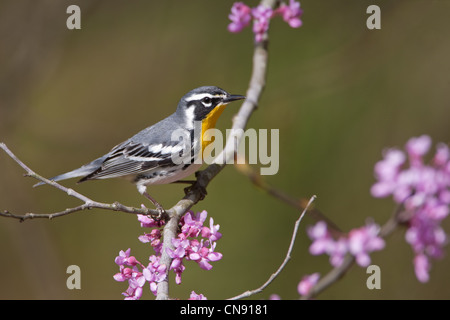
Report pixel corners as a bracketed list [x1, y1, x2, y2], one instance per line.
[223, 94, 246, 104]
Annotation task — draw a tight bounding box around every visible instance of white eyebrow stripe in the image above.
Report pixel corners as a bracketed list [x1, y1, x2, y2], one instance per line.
[185, 93, 225, 102]
[185, 93, 213, 102]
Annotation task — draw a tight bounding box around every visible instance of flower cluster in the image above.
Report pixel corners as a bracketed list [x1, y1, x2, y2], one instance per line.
[114, 210, 222, 299]
[228, 0, 303, 42]
[166, 211, 223, 285]
[308, 221, 385, 268]
[371, 135, 450, 282]
[113, 249, 166, 300]
[286, 221, 384, 299]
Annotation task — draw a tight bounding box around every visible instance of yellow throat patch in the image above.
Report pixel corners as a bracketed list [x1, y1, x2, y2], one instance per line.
[201, 104, 227, 155]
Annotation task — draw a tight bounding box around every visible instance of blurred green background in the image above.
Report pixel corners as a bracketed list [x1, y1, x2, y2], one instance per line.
[1, 0, 449, 300]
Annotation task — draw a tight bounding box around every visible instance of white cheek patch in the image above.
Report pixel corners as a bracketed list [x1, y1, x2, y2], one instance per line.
[184, 106, 196, 129]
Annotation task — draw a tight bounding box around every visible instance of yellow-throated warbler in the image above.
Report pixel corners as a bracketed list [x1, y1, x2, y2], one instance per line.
[35, 86, 245, 209]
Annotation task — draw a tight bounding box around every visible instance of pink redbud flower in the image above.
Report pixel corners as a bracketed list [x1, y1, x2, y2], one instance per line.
[143, 255, 167, 295]
[138, 229, 162, 253]
[113, 266, 133, 282]
[137, 214, 165, 228]
[276, 0, 303, 28]
[228, 1, 303, 42]
[189, 241, 223, 271]
[297, 273, 320, 296]
[201, 217, 222, 241]
[189, 291, 208, 300]
[252, 5, 273, 42]
[123, 285, 143, 300]
[308, 221, 384, 268]
[181, 210, 208, 237]
[228, 2, 252, 33]
[119, 267, 146, 300]
[115, 248, 139, 267]
[308, 221, 347, 267]
[348, 223, 385, 267]
[414, 253, 431, 283]
[406, 135, 432, 165]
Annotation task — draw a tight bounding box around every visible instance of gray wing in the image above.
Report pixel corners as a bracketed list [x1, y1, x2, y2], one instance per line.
[78, 140, 179, 182]
[80, 114, 189, 181]
[34, 113, 192, 186]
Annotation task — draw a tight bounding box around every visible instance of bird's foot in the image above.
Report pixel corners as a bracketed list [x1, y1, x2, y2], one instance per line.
[142, 192, 166, 220]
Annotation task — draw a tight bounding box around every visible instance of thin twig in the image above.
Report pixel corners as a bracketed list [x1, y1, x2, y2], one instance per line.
[229, 195, 316, 300]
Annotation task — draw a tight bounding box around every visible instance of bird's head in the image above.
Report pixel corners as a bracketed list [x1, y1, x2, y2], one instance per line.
[177, 86, 245, 123]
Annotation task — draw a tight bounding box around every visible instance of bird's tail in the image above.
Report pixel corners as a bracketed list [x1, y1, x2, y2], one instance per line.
[33, 156, 106, 187]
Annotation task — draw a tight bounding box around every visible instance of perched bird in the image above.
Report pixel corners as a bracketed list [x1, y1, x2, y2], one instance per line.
[35, 86, 245, 210]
